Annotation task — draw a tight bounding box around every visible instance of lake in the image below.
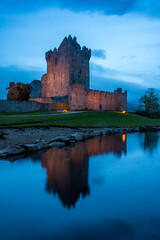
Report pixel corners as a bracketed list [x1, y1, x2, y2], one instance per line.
[0, 132, 160, 240]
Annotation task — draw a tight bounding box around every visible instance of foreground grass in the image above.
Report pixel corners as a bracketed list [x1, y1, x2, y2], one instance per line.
[0, 111, 160, 128]
[0, 110, 57, 115]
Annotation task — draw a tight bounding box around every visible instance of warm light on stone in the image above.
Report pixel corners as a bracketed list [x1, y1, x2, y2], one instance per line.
[30, 35, 127, 111]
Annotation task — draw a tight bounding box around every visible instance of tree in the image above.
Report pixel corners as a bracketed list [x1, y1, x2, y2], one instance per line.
[6, 82, 33, 100]
[139, 88, 159, 113]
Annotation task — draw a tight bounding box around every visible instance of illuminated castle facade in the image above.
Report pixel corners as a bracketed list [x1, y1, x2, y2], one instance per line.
[30, 36, 127, 111]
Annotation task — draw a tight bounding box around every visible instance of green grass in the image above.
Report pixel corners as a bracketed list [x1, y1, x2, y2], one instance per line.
[0, 110, 57, 115]
[0, 111, 160, 128]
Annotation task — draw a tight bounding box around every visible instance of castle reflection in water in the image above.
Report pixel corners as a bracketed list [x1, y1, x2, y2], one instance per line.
[39, 134, 127, 209]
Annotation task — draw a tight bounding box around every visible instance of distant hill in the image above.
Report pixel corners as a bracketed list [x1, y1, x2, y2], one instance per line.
[127, 102, 138, 112]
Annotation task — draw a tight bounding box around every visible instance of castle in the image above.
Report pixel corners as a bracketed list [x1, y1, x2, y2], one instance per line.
[30, 35, 127, 111]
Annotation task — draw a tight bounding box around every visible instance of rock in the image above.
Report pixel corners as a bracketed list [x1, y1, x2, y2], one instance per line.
[0, 145, 25, 158]
[82, 133, 94, 139]
[105, 130, 112, 135]
[81, 134, 89, 139]
[49, 142, 65, 148]
[37, 141, 49, 150]
[139, 126, 146, 132]
[70, 134, 83, 141]
[115, 128, 123, 133]
[94, 131, 102, 136]
[49, 135, 73, 144]
[132, 127, 139, 132]
[101, 129, 109, 135]
[20, 144, 39, 152]
[57, 135, 72, 142]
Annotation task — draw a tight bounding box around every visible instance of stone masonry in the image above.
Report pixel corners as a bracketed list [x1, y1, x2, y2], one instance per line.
[41, 35, 91, 98]
[30, 35, 127, 111]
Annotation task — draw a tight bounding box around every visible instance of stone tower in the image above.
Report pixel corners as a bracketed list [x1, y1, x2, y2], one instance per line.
[41, 35, 91, 97]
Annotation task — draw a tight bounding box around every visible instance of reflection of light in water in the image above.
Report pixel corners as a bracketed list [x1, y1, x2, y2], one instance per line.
[122, 134, 126, 142]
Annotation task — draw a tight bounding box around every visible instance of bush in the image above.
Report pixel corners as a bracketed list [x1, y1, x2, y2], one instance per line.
[136, 110, 160, 119]
[6, 82, 33, 100]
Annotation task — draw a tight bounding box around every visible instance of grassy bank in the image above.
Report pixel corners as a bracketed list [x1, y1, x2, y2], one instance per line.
[0, 110, 57, 116]
[0, 111, 160, 128]
[136, 110, 160, 119]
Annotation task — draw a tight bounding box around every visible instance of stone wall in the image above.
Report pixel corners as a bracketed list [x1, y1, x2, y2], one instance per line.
[29, 97, 54, 104]
[0, 100, 55, 113]
[86, 88, 127, 111]
[41, 35, 91, 98]
[30, 96, 68, 104]
[68, 83, 127, 111]
[68, 84, 86, 110]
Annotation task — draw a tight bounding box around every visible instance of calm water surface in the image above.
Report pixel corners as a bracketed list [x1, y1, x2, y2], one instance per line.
[0, 132, 160, 240]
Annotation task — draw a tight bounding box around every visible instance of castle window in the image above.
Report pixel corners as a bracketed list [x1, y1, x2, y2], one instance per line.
[55, 58, 57, 64]
[70, 96, 72, 100]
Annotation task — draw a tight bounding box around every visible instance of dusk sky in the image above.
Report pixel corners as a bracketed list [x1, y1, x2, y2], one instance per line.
[1, 0, 160, 102]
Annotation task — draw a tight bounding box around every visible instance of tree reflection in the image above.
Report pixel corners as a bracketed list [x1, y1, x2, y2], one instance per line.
[41, 134, 127, 208]
[138, 132, 159, 155]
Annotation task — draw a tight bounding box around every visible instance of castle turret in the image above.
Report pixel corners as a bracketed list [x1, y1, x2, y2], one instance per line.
[41, 36, 91, 98]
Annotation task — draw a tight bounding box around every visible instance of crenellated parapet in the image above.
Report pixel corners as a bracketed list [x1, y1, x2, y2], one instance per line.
[41, 35, 91, 97]
[68, 83, 127, 111]
[81, 46, 91, 60]
[31, 35, 127, 111]
[45, 35, 91, 64]
[45, 48, 58, 63]
[86, 88, 127, 97]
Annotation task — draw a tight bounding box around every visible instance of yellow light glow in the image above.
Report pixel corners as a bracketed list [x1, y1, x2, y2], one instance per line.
[63, 110, 68, 113]
[122, 111, 126, 114]
[122, 134, 126, 142]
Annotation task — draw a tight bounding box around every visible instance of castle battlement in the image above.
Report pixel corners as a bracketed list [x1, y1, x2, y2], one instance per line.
[30, 35, 128, 111]
[45, 35, 91, 64]
[45, 48, 58, 63]
[41, 35, 91, 98]
[86, 88, 126, 98]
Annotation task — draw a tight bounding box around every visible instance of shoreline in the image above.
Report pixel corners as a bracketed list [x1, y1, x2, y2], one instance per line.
[0, 126, 160, 159]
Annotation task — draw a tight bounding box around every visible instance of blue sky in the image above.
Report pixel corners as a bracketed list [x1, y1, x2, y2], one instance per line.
[0, 0, 160, 101]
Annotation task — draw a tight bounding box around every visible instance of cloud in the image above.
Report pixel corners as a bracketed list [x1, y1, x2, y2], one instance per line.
[120, 56, 136, 61]
[1, 0, 160, 18]
[91, 63, 160, 87]
[92, 49, 106, 59]
[0, 64, 146, 102]
[90, 75, 145, 102]
[0, 63, 159, 103]
[0, 0, 135, 15]
[90, 63, 160, 102]
[1, 8, 160, 102]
